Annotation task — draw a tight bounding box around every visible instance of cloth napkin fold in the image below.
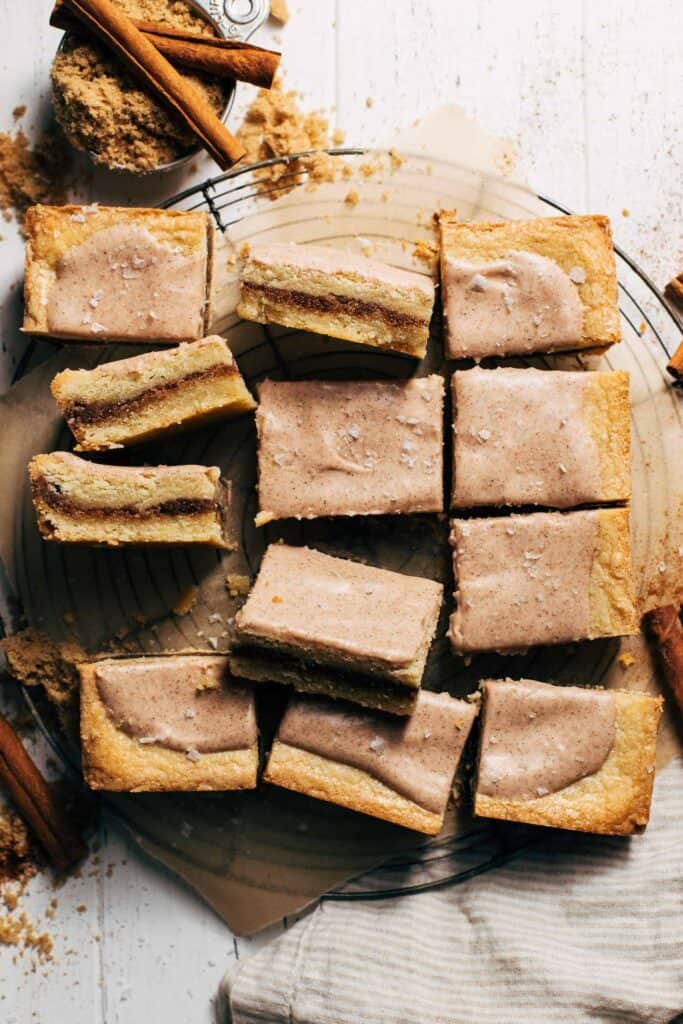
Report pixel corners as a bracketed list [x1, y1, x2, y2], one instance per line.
[220, 760, 683, 1024]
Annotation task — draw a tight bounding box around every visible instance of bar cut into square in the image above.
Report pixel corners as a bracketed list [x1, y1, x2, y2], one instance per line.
[237, 242, 435, 358]
[474, 678, 662, 835]
[80, 655, 258, 792]
[23, 204, 213, 343]
[29, 452, 231, 547]
[255, 376, 443, 525]
[51, 336, 255, 452]
[231, 544, 443, 715]
[451, 367, 630, 509]
[449, 508, 636, 653]
[264, 690, 477, 835]
[439, 213, 620, 360]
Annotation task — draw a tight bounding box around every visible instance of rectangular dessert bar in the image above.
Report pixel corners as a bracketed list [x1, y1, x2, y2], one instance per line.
[255, 375, 443, 525]
[438, 213, 620, 360]
[51, 336, 255, 452]
[451, 367, 631, 509]
[474, 678, 662, 835]
[29, 452, 231, 547]
[449, 508, 637, 653]
[23, 204, 213, 343]
[231, 544, 443, 715]
[265, 690, 477, 835]
[80, 655, 258, 792]
[237, 242, 435, 359]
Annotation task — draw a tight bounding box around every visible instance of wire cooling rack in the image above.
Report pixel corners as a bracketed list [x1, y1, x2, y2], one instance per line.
[8, 149, 683, 906]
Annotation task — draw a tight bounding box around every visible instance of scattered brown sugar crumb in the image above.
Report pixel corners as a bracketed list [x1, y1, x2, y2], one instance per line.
[332, 128, 345, 146]
[412, 238, 438, 270]
[51, 0, 230, 173]
[269, 0, 289, 24]
[366, 97, 374, 109]
[345, 189, 359, 207]
[173, 586, 199, 616]
[622, 208, 630, 217]
[388, 149, 404, 171]
[0, 127, 72, 230]
[196, 674, 220, 693]
[618, 652, 636, 669]
[0, 809, 40, 889]
[236, 77, 339, 197]
[226, 574, 250, 598]
[12, 105, 26, 120]
[1, 629, 85, 734]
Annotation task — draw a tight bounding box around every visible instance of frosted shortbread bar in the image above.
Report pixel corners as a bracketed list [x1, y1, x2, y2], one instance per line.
[231, 544, 443, 715]
[237, 242, 435, 358]
[23, 204, 213, 343]
[29, 452, 231, 547]
[51, 336, 255, 451]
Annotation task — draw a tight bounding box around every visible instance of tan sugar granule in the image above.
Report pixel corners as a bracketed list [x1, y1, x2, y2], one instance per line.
[0, 809, 39, 888]
[50, 0, 230, 173]
[0, 128, 72, 230]
[344, 189, 359, 207]
[226, 574, 250, 598]
[269, 0, 289, 24]
[173, 585, 199, 616]
[412, 238, 438, 269]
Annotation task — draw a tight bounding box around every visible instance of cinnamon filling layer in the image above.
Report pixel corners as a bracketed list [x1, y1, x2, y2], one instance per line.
[242, 282, 426, 329]
[232, 645, 416, 697]
[33, 478, 218, 520]
[63, 363, 239, 427]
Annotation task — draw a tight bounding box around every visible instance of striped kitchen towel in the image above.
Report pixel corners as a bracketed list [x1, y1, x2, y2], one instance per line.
[220, 759, 683, 1024]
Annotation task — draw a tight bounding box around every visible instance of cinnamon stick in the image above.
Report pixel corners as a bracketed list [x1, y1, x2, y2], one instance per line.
[665, 340, 683, 385]
[664, 273, 683, 313]
[0, 711, 87, 873]
[643, 605, 683, 717]
[51, 2, 280, 88]
[59, 0, 245, 170]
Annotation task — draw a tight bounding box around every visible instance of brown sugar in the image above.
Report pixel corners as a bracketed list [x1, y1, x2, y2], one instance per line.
[50, 0, 231, 173]
[0, 127, 72, 230]
[236, 77, 339, 197]
[1, 628, 85, 736]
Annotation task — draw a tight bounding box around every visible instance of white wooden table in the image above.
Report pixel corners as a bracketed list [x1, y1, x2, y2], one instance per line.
[1, 2, 681, 1020]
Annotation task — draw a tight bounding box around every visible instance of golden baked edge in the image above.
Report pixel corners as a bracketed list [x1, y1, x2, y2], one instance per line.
[264, 741, 444, 835]
[79, 663, 258, 792]
[474, 691, 662, 835]
[590, 507, 638, 638]
[585, 370, 631, 503]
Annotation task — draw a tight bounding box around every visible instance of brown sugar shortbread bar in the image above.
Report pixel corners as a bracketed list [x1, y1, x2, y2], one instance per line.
[23, 204, 213, 343]
[451, 367, 630, 509]
[51, 336, 255, 451]
[264, 690, 478, 835]
[80, 655, 258, 792]
[474, 678, 662, 835]
[449, 508, 637, 653]
[438, 213, 620, 360]
[237, 242, 435, 358]
[255, 376, 443, 525]
[231, 544, 443, 715]
[29, 452, 231, 547]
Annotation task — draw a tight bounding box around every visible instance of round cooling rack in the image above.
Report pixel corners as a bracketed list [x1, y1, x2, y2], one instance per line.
[6, 149, 682, 914]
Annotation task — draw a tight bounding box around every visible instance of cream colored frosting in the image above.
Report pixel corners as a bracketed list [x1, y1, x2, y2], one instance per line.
[443, 250, 583, 359]
[47, 224, 207, 340]
[94, 656, 257, 754]
[278, 690, 477, 813]
[478, 678, 616, 800]
[235, 544, 443, 669]
[256, 377, 443, 521]
[449, 510, 598, 652]
[247, 242, 433, 297]
[452, 367, 601, 508]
